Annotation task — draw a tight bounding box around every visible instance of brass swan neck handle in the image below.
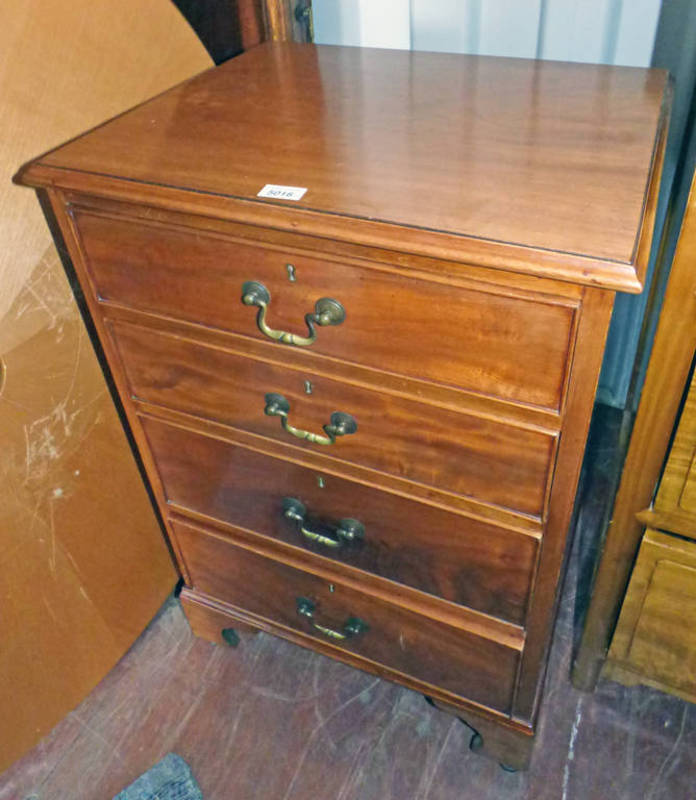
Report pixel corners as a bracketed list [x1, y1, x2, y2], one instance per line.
[242, 281, 345, 347]
[282, 497, 365, 549]
[296, 597, 369, 641]
[264, 393, 357, 446]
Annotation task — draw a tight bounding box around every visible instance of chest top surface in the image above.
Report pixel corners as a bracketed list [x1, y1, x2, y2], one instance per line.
[18, 42, 669, 290]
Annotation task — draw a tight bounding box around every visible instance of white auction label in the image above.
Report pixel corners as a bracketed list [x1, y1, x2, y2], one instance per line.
[257, 184, 307, 201]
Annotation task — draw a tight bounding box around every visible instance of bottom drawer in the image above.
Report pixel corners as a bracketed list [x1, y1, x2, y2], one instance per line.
[172, 518, 520, 713]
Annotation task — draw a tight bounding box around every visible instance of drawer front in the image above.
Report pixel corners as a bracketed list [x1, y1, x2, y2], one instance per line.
[142, 417, 537, 624]
[76, 210, 576, 411]
[172, 518, 520, 713]
[113, 322, 555, 517]
[608, 529, 696, 701]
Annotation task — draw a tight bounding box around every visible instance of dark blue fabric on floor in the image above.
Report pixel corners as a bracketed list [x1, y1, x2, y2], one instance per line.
[112, 753, 203, 800]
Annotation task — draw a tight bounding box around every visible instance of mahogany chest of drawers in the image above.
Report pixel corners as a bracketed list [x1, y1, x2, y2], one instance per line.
[16, 42, 669, 769]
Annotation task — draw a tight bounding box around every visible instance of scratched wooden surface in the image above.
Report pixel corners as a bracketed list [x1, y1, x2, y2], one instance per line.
[0, 0, 212, 770]
[1, 503, 694, 800]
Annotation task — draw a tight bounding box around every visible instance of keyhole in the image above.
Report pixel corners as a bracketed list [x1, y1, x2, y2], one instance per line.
[286, 263, 296, 282]
[317, 475, 325, 489]
[304, 380, 313, 395]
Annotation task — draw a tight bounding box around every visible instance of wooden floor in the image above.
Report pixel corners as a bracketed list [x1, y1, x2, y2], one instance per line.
[2, 408, 696, 799]
[2, 579, 695, 799]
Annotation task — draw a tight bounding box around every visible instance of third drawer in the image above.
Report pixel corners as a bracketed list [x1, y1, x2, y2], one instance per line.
[141, 415, 538, 625]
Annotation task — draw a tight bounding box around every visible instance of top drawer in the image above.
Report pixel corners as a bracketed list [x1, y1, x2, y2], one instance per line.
[74, 210, 577, 412]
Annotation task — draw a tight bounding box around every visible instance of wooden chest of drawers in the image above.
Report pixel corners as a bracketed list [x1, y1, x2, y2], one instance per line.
[16, 43, 669, 769]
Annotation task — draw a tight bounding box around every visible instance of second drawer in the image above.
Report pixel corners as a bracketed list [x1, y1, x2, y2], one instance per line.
[142, 416, 538, 625]
[112, 320, 556, 517]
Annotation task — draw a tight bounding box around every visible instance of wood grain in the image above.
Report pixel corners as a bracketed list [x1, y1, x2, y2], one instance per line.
[170, 509, 523, 649]
[74, 209, 576, 412]
[7, 587, 696, 799]
[512, 286, 615, 722]
[573, 168, 696, 692]
[179, 594, 261, 644]
[13, 41, 668, 768]
[635, 507, 696, 540]
[604, 529, 696, 703]
[141, 415, 538, 624]
[654, 371, 696, 516]
[263, 0, 312, 43]
[110, 320, 556, 517]
[104, 301, 563, 435]
[16, 43, 669, 290]
[62, 192, 585, 301]
[179, 589, 540, 774]
[135, 400, 544, 535]
[173, 519, 520, 713]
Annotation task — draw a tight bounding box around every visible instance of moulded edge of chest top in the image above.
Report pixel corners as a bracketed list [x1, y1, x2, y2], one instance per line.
[13, 167, 652, 295]
[56, 191, 590, 303]
[63, 192, 592, 430]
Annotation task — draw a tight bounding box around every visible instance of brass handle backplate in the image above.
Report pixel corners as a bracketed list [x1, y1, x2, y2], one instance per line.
[282, 497, 365, 549]
[264, 393, 357, 445]
[242, 281, 345, 347]
[296, 597, 368, 641]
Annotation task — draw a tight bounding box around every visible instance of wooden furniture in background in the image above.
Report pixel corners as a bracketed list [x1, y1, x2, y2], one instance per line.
[16, 43, 668, 770]
[171, 0, 266, 62]
[264, 0, 313, 42]
[573, 168, 696, 694]
[0, 0, 212, 773]
[639, 369, 696, 535]
[171, 0, 311, 65]
[606, 529, 696, 701]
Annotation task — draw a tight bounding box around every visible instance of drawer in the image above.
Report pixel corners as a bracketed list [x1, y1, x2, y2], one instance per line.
[142, 416, 538, 624]
[607, 529, 696, 701]
[113, 321, 556, 517]
[75, 210, 576, 412]
[172, 517, 520, 713]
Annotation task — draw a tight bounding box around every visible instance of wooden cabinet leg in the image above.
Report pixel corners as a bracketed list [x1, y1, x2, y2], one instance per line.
[220, 623, 260, 647]
[180, 589, 260, 646]
[423, 696, 532, 771]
